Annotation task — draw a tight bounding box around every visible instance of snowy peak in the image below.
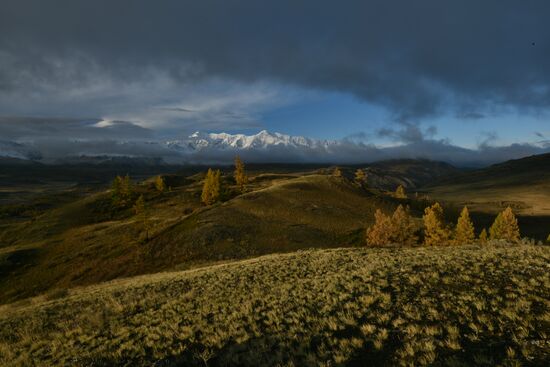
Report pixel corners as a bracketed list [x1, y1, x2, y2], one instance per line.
[179, 130, 333, 151]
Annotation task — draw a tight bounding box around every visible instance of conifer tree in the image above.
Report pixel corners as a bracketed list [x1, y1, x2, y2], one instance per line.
[395, 185, 407, 199]
[423, 202, 451, 246]
[479, 228, 488, 244]
[111, 175, 134, 208]
[489, 206, 520, 243]
[366, 205, 418, 246]
[133, 195, 145, 215]
[121, 174, 133, 206]
[366, 209, 393, 246]
[111, 175, 123, 207]
[333, 167, 342, 177]
[201, 169, 221, 205]
[234, 156, 248, 192]
[154, 175, 166, 192]
[454, 206, 475, 244]
[391, 205, 418, 246]
[213, 169, 221, 199]
[132, 195, 151, 242]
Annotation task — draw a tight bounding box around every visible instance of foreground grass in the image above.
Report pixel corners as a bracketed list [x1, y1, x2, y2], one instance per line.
[1, 245, 549, 366]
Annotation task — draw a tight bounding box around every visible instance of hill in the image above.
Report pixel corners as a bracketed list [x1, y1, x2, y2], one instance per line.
[359, 159, 461, 190]
[1, 155, 549, 304]
[423, 153, 550, 238]
[1, 245, 548, 366]
[0, 172, 404, 303]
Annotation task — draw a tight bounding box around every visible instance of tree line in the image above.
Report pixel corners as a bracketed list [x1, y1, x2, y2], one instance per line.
[366, 202, 521, 246]
[113, 162, 547, 246]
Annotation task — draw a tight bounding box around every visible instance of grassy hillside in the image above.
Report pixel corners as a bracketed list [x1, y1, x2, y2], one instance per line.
[423, 153, 550, 240]
[360, 159, 461, 190]
[2, 154, 549, 305]
[1, 244, 548, 366]
[425, 153, 550, 216]
[0, 172, 405, 303]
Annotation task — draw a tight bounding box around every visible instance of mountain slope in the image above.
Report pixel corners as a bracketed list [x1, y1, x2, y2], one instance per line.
[425, 153, 550, 216]
[0, 172, 403, 304]
[1, 245, 548, 366]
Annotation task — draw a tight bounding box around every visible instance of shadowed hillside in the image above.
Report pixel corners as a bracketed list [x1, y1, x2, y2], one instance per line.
[360, 159, 461, 190]
[0, 171, 405, 303]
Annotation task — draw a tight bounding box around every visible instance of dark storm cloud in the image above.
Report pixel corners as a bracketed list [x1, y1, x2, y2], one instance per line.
[1, 0, 550, 120]
[377, 123, 438, 143]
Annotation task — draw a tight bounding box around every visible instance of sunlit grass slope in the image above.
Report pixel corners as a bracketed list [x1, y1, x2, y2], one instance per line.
[426, 153, 550, 216]
[1, 244, 548, 366]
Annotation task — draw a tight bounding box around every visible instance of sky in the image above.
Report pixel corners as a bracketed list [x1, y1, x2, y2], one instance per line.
[1, 0, 550, 163]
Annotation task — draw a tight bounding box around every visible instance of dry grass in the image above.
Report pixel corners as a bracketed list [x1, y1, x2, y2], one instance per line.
[0, 173, 400, 303]
[1, 244, 548, 366]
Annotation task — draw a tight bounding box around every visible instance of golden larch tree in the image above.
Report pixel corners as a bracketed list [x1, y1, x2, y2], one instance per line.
[391, 205, 418, 246]
[454, 206, 475, 244]
[121, 174, 133, 202]
[489, 206, 520, 243]
[333, 167, 342, 177]
[201, 168, 221, 205]
[155, 175, 166, 192]
[366, 209, 393, 246]
[111, 174, 134, 208]
[395, 185, 407, 199]
[354, 169, 367, 184]
[133, 194, 145, 215]
[423, 202, 451, 246]
[234, 156, 248, 192]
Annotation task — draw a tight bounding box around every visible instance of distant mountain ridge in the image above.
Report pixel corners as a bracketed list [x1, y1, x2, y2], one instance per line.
[0, 130, 344, 164]
[0, 129, 548, 166]
[166, 130, 337, 152]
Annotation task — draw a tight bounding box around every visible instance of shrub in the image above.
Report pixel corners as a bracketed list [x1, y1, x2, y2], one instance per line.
[423, 202, 451, 246]
[454, 206, 475, 244]
[201, 169, 221, 205]
[489, 207, 520, 243]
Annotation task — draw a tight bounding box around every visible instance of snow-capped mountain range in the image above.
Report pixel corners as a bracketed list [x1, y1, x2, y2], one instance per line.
[166, 130, 336, 152]
[0, 130, 345, 164]
[2, 129, 548, 166]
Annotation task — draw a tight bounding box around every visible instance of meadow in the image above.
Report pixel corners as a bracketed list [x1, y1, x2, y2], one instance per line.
[1, 244, 548, 366]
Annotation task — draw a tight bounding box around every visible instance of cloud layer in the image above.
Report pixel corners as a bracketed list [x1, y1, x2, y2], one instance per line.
[2, 0, 550, 123]
[1, 118, 548, 167]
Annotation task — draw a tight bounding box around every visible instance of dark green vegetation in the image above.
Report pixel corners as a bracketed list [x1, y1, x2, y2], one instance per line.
[1, 245, 549, 366]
